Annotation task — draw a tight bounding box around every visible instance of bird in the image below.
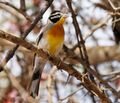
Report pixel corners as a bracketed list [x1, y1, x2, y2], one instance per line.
[28, 10, 68, 98]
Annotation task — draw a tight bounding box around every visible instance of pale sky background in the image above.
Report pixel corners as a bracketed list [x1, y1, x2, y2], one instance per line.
[0, 0, 119, 103]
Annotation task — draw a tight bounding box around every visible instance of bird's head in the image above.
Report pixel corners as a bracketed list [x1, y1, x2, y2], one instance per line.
[49, 10, 68, 24]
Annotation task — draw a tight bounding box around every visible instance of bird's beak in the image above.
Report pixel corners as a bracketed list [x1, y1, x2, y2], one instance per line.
[63, 13, 69, 18]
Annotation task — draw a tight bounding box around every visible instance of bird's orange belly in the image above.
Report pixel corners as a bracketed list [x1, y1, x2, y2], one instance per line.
[45, 25, 64, 55]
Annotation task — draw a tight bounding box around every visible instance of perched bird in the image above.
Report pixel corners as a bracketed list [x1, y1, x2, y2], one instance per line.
[28, 10, 67, 97]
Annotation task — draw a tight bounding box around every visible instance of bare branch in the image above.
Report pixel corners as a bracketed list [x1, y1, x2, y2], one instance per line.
[108, 0, 120, 11]
[4, 68, 38, 103]
[0, 1, 31, 21]
[47, 66, 57, 103]
[59, 84, 83, 101]
[20, 0, 26, 12]
[84, 16, 111, 40]
[66, 0, 90, 73]
[0, 29, 112, 103]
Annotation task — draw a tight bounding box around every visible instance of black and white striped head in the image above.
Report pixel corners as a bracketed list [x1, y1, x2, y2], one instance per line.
[49, 10, 62, 23]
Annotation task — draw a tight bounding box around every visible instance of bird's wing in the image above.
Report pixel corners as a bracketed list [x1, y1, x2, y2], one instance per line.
[36, 21, 54, 45]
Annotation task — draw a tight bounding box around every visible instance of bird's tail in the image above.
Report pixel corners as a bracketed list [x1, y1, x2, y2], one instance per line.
[28, 55, 46, 98]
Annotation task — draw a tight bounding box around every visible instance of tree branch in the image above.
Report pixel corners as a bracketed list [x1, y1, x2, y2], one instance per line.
[20, 0, 26, 12]
[0, 1, 31, 21]
[64, 45, 120, 65]
[0, 30, 112, 103]
[5, 69, 38, 103]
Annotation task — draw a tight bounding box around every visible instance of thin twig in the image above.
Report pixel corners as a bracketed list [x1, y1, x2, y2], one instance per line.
[4, 68, 38, 103]
[66, 0, 84, 60]
[108, 0, 120, 11]
[59, 85, 83, 101]
[0, 1, 31, 21]
[66, 0, 90, 70]
[108, 0, 117, 10]
[102, 71, 120, 77]
[54, 79, 60, 100]
[47, 66, 57, 103]
[20, 0, 26, 12]
[84, 14, 120, 40]
[84, 16, 111, 40]
[0, 1, 19, 12]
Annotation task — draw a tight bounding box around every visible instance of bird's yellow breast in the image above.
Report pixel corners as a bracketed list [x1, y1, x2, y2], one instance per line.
[45, 23, 64, 55]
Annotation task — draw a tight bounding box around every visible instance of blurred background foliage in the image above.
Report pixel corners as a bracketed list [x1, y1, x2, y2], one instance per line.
[0, 0, 120, 103]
